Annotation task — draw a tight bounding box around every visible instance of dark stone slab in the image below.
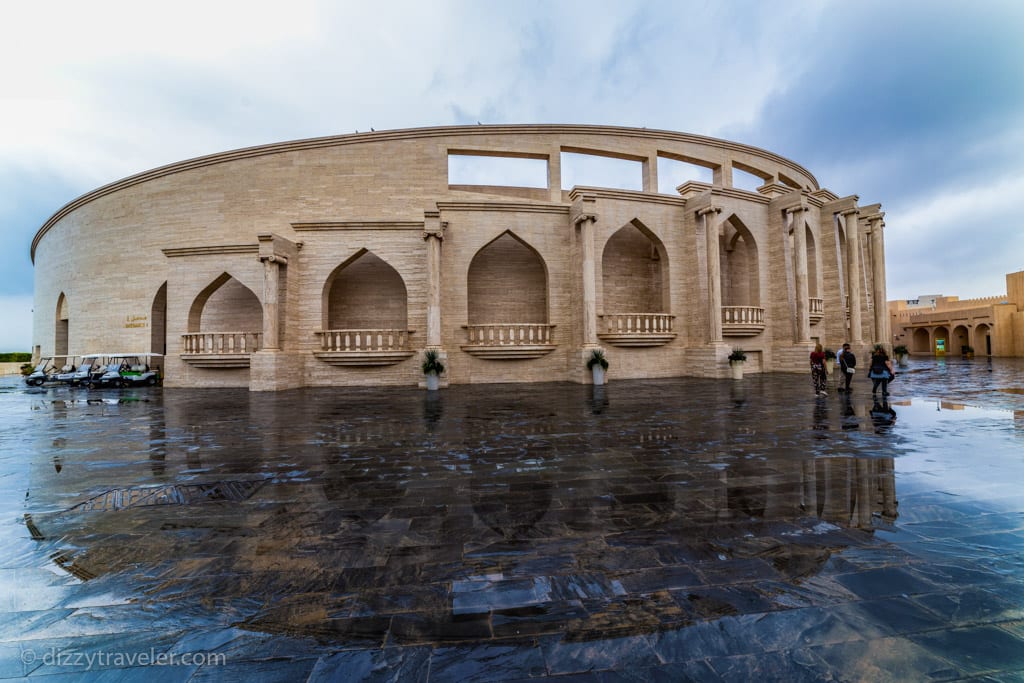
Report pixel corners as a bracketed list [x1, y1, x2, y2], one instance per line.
[910, 625, 1024, 674]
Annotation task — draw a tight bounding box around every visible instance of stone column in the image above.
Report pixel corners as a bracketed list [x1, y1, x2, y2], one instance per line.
[842, 209, 863, 344]
[699, 206, 723, 343]
[643, 154, 658, 193]
[423, 213, 445, 348]
[789, 205, 811, 343]
[576, 212, 599, 347]
[260, 255, 284, 351]
[868, 213, 888, 348]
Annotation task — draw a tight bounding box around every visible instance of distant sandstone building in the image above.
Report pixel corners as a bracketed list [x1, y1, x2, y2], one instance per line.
[31, 125, 890, 390]
[888, 270, 1024, 357]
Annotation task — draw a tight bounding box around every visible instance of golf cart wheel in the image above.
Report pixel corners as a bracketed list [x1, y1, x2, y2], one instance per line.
[146, 376, 158, 386]
[32, 378, 44, 387]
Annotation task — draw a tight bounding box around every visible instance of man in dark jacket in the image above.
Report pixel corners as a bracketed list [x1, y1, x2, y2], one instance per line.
[839, 343, 856, 392]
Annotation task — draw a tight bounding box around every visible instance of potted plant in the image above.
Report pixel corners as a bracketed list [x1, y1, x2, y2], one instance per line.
[586, 349, 609, 386]
[728, 348, 746, 379]
[961, 344, 974, 359]
[421, 349, 445, 391]
[893, 344, 909, 367]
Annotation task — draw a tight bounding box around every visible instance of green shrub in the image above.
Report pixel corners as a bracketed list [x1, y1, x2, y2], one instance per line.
[0, 352, 31, 362]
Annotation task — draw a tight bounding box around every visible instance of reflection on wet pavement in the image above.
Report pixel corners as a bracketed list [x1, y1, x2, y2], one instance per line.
[1, 358, 1023, 680]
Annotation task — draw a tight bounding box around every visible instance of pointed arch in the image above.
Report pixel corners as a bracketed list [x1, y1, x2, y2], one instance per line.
[933, 326, 949, 355]
[55, 292, 69, 356]
[912, 328, 930, 354]
[720, 213, 760, 307]
[321, 249, 408, 330]
[601, 218, 669, 314]
[187, 272, 262, 334]
[151, 282, 167, 355]
[467, 231, 549, 325]
[952, 325, 970, 355]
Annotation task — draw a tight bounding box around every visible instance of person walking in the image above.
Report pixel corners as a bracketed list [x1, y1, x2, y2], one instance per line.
[868, 345, 895, 397]
[838, 343, 856, 393]
[810, 343, 828, 396]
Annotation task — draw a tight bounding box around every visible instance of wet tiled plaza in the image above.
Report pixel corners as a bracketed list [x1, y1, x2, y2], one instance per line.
[1, 359, 1023, 681]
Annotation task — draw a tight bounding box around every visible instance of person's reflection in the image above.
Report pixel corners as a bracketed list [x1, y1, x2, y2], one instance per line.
[840, 394, 860, 431]
[812, 396, 829, 438]
[870, 400, 897, 433]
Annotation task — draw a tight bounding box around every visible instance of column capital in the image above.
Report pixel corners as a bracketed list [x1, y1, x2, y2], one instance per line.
[260, 254, 288, 265]
[573, 212, 598, 226]
[696, 205, 721, 218]
[864, 212, 885, 228]
[784, 201, 811, 216]
[422, 224, 446, 241]
[838, 207, 860, 218]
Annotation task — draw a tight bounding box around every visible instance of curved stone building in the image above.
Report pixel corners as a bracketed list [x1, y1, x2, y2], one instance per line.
[31, 124, 890, 390]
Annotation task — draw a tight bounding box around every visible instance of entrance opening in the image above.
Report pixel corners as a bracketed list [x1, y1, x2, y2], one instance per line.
[55, 292, 69, 356]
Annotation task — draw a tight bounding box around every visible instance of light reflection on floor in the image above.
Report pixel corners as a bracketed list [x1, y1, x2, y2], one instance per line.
[1, 358, 1023, 681]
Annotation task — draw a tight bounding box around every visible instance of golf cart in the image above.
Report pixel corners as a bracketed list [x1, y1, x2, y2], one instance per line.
[24, 356, 72, 387]
[85, 354, 162, 389]
[56, 355, 105, 387]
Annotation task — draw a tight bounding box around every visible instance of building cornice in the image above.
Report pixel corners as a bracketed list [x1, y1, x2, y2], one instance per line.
[161, 244, 259, 258]
[32, 123, 820, 261]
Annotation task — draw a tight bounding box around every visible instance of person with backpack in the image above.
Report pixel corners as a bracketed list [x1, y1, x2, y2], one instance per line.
[838, 343, 856, 393]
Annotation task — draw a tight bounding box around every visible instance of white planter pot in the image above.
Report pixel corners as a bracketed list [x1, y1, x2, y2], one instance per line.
[591, 366, 606, 386]
[897, 355, 908, 368]
[425, 373, 440, 391]
[730, 360, 744, 380]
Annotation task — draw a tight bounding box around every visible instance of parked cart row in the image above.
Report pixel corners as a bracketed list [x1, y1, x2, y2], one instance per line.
[25, 354, 163, 388]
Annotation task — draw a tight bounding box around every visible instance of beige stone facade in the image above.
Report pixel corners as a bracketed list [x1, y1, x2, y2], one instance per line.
[889, 270, 1024, 357]
[31, 125, 890, 390]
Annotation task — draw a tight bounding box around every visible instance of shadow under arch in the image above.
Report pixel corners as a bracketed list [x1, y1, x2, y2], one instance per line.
[601, 218, 670, 314]
[320, 248, 409, 331]
[151, 282, 167, 355]
[467, 230, 550, 325]
[187, 272, 262, 334]
[55, 292, 69, 356]
[721, 213, 761, 308]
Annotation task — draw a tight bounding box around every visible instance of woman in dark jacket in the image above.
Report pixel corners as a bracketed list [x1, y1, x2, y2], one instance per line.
[868, 346, 895, 397]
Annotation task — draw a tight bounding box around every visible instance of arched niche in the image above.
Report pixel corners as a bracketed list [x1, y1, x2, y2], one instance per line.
[151, 283, 167, 355]
[805, 223, 819, 298]
[321, 250, 408, 331]
[187, 273, 262, 334]
[467, 231, 548, 325]
[55, 292, 69, 356]
[721, 214, 760, 307]
[974, 323, 991, 356]
[601, 219, 669, 314]
[952, 325, 970, 355]
[912, 328, 930, 353]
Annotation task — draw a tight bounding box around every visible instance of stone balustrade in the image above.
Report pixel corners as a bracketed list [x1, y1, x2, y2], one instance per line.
[598, 313, 676, 347]
[313, 329, 415, 366]
[181, 332, 261, 367]
[809, 297, 824, 324]
[317, 329, 410, 352]
[462, 323, 556, 359]
[182, 332, 261, 354]
[722, 306, 766, 336]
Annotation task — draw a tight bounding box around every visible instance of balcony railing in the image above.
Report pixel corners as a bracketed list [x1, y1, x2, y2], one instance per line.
[722, 306, 765, 336]
[598, 313, 676, 347]
[181, 332, 261, 367]
[461, 323, 557, 359]
[314, 329, 415, 366]
[809, 297, 824, 324]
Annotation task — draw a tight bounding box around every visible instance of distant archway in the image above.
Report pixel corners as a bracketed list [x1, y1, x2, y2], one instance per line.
[55, 292, 69, 356]
[974, 323, 992, 356]
[952, 325, 970, 355]
[912, 328, 930, 354]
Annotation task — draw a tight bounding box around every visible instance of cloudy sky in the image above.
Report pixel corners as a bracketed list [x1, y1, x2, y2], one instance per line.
[1, 0, 1022, 351]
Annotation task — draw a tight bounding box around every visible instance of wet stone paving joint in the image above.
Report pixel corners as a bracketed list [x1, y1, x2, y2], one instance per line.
[0, 358, 1023, 681]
